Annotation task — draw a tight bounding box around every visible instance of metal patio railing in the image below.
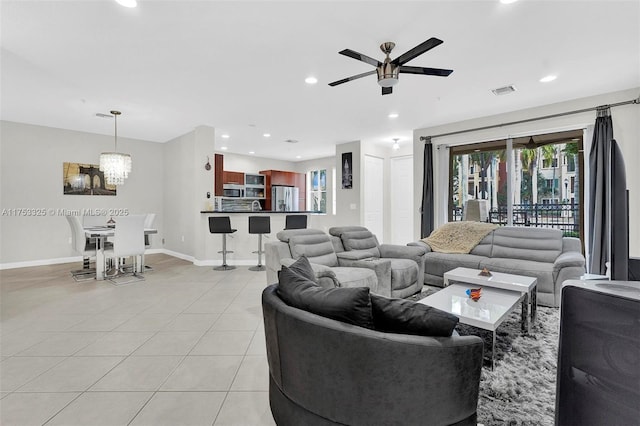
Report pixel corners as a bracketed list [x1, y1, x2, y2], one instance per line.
[451, 203, 580, 237]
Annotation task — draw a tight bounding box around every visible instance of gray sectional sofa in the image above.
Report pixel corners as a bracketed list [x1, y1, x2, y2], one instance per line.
[265, 228, 427, 298]
[329, 226, 427, 298]
[410, 226, 586, 307]
[265, 228, 379, 290]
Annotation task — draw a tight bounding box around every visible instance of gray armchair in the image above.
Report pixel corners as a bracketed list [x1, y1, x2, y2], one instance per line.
[329, 226, 427, 298]
[265, 229, 379, 291]
[263, 284, 484, 426]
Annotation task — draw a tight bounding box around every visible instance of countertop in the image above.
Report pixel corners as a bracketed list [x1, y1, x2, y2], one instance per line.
[200, 210, 320, 214]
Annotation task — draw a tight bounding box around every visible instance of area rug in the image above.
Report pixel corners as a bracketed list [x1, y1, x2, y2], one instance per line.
[411, 289, 559, 426]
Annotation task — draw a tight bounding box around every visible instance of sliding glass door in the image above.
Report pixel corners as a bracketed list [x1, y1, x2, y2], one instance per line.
[448, 129, 584, 244]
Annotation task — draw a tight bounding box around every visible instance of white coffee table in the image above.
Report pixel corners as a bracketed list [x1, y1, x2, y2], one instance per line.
[444, 267, 537, 333]
[418, 283, 524, 369]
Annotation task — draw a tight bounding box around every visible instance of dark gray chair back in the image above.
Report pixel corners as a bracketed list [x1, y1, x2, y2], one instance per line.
[249, 216, 271, 234]
[285, 215, 307, 230]
[209, 216, 236, 234]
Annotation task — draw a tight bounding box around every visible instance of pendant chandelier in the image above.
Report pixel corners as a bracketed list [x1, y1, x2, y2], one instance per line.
[99, 110, 131, 185]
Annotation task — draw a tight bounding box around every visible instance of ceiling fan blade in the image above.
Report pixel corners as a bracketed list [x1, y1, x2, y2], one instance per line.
[399, 66, 453, 77]
[339, 49, 381, 67]
[382, 86, 393, 95]
[391, 37, 443, 66]
[328, 70, 377, 87]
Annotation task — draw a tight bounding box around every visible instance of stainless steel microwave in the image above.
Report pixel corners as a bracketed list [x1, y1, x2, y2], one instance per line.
[223, 184, 244, 198]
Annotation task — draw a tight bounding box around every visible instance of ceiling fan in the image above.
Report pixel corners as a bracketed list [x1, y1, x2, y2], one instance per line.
[328, 37, 453, 95]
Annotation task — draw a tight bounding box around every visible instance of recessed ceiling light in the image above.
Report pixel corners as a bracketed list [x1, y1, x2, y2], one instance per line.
[221, 134, 230, 139]
[539, 75, 557, 83]
[221, 146, 228, 151]
[388, 113, 399, 119]
[115, 0, 137, 8]
[305, 76, 318, 85]
[263, 133, 271, 138]
[249, 151, 255, 155]
[500, 0, 518, 4]
[491, 85, 517, 95]
[296, 155, 301, 159]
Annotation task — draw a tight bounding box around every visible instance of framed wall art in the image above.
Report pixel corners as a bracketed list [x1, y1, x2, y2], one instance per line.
[341, 152, 353, 189]
[63, 162, 116, 196]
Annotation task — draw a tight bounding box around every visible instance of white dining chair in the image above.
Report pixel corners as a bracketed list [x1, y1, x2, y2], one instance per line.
[104, 214, 147, 285]
[142, 213, 156, 271]
[66, 215, 97, 281]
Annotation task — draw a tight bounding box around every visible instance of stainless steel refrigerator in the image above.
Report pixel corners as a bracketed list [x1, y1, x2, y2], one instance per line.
[272, 186, 299, 211]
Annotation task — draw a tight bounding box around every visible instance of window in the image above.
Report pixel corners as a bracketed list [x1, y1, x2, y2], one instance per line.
[449, 142, 505, 219]
[448, 130, 584, 243]
[308, 169, 327, 213]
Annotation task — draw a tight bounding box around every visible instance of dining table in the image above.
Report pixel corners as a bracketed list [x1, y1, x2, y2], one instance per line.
[84, 225, 158, 280]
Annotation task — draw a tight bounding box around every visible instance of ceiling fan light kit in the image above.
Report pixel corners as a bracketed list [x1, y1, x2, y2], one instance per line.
[329, 37, 453, 95]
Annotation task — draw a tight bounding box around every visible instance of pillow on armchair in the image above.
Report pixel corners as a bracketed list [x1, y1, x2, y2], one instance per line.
[284, 255, 317, 283]
[370, 294, 459, 337]
[277, 265, 374, 329]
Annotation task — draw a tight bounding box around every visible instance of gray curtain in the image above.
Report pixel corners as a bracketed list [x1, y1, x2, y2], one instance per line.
[587, 107, 613, 274]
[420, 138, 434, 238]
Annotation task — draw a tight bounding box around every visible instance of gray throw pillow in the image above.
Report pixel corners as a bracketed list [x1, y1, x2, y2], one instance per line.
[277, 266, 374, 329]
[370, 294, 459, 337]
[286, 255, 317, 283]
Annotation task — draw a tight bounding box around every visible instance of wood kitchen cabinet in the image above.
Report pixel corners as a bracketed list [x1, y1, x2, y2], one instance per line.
[222, 171, 244, 185]
[295, 173, 306, 210]
[214, 154, 224, 196]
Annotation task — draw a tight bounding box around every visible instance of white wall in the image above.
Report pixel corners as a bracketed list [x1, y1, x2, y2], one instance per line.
[162, 126, 216, 263]
[163, 130, 196, 257]
[0, 121, 164, 266]
[413, 87, 640, 257]
[335, 141, 361, 225]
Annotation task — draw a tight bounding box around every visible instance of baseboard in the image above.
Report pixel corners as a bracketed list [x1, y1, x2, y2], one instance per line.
[0, 256, 82, 270]
[161, 249, 196, 263]
[0, 249, 262, 270]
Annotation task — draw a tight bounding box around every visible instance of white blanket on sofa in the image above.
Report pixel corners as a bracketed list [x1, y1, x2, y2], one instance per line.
[422, 222, 498, 254]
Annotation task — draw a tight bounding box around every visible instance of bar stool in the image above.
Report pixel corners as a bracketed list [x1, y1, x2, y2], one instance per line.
[285, 214, 307, 230]
[209, 216, 237, 270]
[248, 216, 271, 271]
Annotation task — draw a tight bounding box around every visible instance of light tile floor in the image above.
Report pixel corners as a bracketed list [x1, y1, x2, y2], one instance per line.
[0, 254, 276, 426]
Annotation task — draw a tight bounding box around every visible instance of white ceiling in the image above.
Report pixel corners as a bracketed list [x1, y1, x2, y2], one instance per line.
[1, 0, 639, 161]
